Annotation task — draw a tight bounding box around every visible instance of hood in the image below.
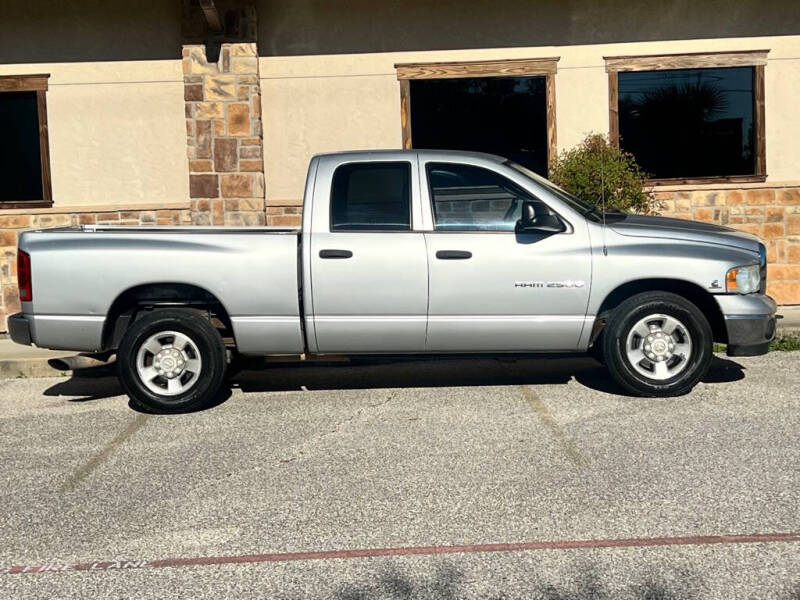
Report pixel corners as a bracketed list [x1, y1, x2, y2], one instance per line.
[610, 214, 762, 254]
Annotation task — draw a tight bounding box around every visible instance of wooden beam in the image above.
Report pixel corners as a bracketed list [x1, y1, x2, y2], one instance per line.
[546, 73, 557, 175]
[0, 74, 49, 92]
[198, 0, 223, 32]
[604, 49, 769, 73]
[36, 90, 53, 204]
[755, 65, 767, 178]
[645, 175, 767, 186]
[399, 79, 412, 150]
[395, 57, 560, 80]
[608, 72, 619, 147]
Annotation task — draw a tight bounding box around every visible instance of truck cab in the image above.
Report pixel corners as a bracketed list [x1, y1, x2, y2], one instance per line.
[304, 151, 593, 354]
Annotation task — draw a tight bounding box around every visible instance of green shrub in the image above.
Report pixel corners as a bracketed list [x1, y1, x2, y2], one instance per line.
[770, 333, 800, 352]
[550, 133, 657, 214]
[714, 334, 800, 353]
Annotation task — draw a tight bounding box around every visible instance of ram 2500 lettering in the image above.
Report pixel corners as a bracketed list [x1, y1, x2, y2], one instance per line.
[9, 151, 777, 412]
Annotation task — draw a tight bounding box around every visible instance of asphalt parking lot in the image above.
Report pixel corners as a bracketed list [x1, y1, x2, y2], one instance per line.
[0, 352, 798, 599]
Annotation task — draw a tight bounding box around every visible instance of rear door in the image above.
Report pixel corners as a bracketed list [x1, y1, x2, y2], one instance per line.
[308, 155, 429, 353]
[422, 160, 592, 351]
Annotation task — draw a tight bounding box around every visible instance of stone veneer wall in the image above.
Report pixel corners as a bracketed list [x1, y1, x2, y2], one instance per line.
[656, 185, 800, 304]
[184, 43, 267, 226]
[265, 205, 303, 227]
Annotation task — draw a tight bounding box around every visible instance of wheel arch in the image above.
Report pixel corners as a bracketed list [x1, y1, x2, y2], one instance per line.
[593, 278, 727, 344]
[102, 282, 234, 351]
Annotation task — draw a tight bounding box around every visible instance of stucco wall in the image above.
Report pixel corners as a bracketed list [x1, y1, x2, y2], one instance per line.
[0, 0, 188, 210]
[259, 35, 800, 206]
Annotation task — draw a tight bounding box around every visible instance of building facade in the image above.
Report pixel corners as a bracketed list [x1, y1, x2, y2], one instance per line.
[1, 0, 799, 331]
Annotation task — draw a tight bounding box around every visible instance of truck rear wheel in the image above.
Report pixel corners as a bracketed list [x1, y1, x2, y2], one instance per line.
[602, 291, 713, 397]
[117, 309, 227, 413]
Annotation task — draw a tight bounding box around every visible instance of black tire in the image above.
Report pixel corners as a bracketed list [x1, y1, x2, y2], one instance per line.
[117, 309, 227, 413]
[602, 291, 713, 397]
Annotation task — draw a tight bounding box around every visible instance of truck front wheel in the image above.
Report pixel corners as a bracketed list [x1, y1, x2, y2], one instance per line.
[117, 309, 227, 413]
[602, 291, 713, 397]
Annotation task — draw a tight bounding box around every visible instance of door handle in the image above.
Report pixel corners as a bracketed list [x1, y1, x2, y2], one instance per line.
[436, 250, 472, 260]
[319, 249, 353, 259]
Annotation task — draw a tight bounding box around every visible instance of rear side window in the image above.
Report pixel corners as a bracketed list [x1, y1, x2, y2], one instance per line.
[331, 162, 411, 231]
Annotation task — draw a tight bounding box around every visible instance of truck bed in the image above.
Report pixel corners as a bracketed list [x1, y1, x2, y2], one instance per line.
[18, 227, 304, 354]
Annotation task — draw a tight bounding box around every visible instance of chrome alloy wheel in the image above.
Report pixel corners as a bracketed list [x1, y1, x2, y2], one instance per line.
[624, 313, 693, 381]
[135, 331, 202, 396]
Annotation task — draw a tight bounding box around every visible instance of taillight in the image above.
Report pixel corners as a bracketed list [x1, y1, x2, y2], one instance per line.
[17, 250, 32, 302]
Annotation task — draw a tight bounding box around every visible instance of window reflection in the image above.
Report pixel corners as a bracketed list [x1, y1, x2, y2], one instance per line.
[618, 66, 756, 179]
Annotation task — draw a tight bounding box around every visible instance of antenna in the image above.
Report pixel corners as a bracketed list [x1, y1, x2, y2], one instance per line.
[601, 141, 608, 256]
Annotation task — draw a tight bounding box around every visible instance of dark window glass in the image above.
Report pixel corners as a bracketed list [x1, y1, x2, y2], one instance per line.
[331, 162, 411, 231]
[410, 76, 548, 176]
[618, 66, 756, 179]
[0, 91, 43, 201]
[427, 162, 548, 231]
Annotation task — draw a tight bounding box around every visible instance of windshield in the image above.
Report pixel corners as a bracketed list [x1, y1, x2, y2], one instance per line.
[504, 160, 601, 221]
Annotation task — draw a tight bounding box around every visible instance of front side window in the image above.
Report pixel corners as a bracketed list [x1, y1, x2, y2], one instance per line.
[427, 163, 549, 231]
[617, 66, 757, 179]
[330, 162, 411, 231]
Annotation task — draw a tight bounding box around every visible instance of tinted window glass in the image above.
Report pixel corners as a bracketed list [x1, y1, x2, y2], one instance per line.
[427, 163, 548, 231]
[505, 160, 597, 218]
[618, 66, 756, 179]
[331, 162, 411, 231]
[0, 91, 43, 201]
[410, 76, 548, 176]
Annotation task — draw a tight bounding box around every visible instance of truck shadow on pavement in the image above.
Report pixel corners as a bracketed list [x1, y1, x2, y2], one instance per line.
[324, 561, 798, 600]
[323, 561, 708, 600]
[43, 355, 746, 412]
[231, 355, 745, 396]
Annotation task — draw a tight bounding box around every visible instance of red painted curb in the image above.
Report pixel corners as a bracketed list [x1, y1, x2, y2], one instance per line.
[4, 532, 800, 575]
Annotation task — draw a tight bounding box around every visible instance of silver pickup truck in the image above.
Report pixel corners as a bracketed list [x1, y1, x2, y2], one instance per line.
[10, 150, 777, 412]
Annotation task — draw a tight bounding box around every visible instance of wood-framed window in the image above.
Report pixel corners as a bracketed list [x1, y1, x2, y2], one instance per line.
[606, 50, 768, 185]
[0, 74, 53, 208]
[395, 58, 559, 177]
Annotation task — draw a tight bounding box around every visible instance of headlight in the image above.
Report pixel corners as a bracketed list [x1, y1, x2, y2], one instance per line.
[726, 264, 760, 294]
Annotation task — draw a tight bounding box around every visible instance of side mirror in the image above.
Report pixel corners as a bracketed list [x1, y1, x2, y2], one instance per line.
[516, 202, 566, 234]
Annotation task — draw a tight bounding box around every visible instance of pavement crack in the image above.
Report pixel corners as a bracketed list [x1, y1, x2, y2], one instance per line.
[326, 395, 395, 435]
[278, 394, 395, 465]
[520, 385, 590, 469]
[60, 413, 149, 493]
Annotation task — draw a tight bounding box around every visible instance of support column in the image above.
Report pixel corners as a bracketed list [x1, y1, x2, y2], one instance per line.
[181, 0, 266, 226]
[183, 43, 265, 226]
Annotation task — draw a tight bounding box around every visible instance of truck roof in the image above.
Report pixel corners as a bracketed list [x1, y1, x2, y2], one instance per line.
[311, 149, 507, 163]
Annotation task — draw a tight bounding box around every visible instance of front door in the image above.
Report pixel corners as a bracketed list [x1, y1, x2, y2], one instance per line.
[423, 162, 591, 352]
[309, 159, 428, 353]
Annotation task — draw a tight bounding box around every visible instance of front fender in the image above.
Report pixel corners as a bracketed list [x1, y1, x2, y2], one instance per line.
[587, 227, 760, 317]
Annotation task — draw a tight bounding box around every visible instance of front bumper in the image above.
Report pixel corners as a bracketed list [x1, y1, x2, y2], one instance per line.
[724, 314, 777, 356]
[8, 313, 32, 346]
[715, 294, 777, 357]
